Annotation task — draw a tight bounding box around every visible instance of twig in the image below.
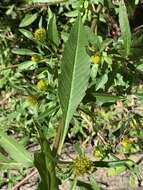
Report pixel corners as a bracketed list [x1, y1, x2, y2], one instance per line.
[18, 0, 66, 11]
[12, 169, 38, 190]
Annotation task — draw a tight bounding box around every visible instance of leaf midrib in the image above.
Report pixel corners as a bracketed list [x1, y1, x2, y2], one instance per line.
[64, 17, 81, 128]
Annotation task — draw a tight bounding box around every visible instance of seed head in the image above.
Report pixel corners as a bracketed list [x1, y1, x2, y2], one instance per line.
[73, 155, 92, 176]
[34, 28, 46, 42]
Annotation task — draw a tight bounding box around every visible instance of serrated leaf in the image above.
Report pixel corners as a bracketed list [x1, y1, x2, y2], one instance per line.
[19, 29, 34, 40]
[0, 132, 33, 167]
[119, 0, 131, 56]
[58, 15, 90, 153]
[19, 13, 37, 27]
[12, 48, 36, 55]
[48, 13, 59, 46]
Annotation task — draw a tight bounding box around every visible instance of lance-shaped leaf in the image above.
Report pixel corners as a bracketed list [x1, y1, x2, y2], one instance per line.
[0, 132, 33, 167]
[58, 15, 90, 153]
[119, 0, 131, 56]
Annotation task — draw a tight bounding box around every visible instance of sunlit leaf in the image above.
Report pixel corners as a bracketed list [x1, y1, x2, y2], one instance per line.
[58, 15, 90, 153]
[119, 0, 131, 56]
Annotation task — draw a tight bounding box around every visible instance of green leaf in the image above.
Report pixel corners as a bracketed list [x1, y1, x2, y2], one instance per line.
[19, 13, 38, 27]
[58, 15, 90, 153]
[0, 132, 33, 167]
[32, 0, 66, 3]
[70, 178, 77, 190]
[90, 178, 101, 190]
[34, 135, 58, 190]
[48, 13, 59, 47]
[96, 73, 108, 91]
[12, 48, 37, 55]
[0, 153, 22, 170]
[19, 29, 34, 40]
[92, 93, 123, 106]
[18, 61, 37, 71]
[136, 64, 143, 72]
[107, 165, 126, 177]
[119, 0, 131, 56]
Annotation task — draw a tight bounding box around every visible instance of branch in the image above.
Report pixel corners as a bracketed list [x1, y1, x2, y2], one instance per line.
[12, 169, 38, 190]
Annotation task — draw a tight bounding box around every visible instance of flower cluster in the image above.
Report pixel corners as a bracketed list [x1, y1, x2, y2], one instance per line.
[37, 80, 47, 91]
[73, 155, 92, 176]
[91, 54, 101, 64]
[34, 28, 46, 43]
[31, 54, 42, 62]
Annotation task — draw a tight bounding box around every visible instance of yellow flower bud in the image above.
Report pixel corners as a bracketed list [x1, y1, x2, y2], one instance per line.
[37, 80, 47, 91]
[121, 137, 132, 148]
[91, 55, 100, 64]
[73, 155, 92, 176]
[34, 28, 46, 42]
[26, 95, 38, 106]
[92, 148, 103, 160]
[31, 54, 42, 62]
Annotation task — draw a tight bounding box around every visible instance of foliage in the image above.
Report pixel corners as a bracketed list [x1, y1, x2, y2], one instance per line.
[0, 0, 143, 189]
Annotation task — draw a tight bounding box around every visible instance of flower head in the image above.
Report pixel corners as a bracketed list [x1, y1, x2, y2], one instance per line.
[91, 54, 101, 64]
[26, 95, 38, 106]
[73, 155, 92, 176]
[31, 54, 42, 62]
[121, 137, 132, 148]
[34, 28, 46, 43]
[37, 80, 47, 91]
[92, 147, 104, 160]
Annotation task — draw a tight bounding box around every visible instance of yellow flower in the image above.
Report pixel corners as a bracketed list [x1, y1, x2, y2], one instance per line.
[34, 28, 46, 42]
[121, 137, 132, 148]
[73, 155, 92, 176]
[91, 54, 101, 64]
[26, 95, 38, 106]
[92, 148, 103, 160]
[31, 54, 42, 62]
[37, 80, 47, 91]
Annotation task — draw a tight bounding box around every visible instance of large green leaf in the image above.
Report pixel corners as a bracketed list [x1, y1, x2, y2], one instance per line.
[58, 15, 90, 153]
[119, 0, 131, 56]
[0, 132, 33, 167]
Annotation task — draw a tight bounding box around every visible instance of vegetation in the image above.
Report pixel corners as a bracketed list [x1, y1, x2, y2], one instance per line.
[0, 0, 143, 189]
